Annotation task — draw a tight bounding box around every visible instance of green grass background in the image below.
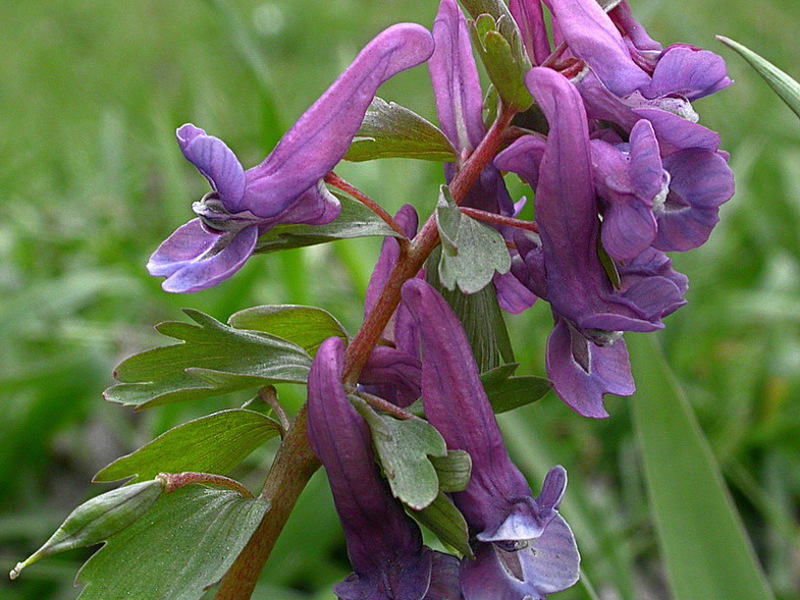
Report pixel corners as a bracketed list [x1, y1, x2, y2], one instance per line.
[1, 0, 798, 598]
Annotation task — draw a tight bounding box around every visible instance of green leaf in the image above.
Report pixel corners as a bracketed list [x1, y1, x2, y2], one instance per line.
[75, 486, 270, 600]
[104, 310, 312, 410]
[717, 36, 800, 120]
[410, 492, 473, 558]
[254, 194, 401, 254]
[480, 363, 551, 413]
[228, 305, 348, 357]
[427, 245, 515, 372]
[629, 334, 776, 600]
[351, 396, 447, 510]
[436, 186, 512, 294]
[345, 97, 456, 163]
[10, 481, 165, 580]
[429, 451, 471, 493]
[93, 409, 281, 484]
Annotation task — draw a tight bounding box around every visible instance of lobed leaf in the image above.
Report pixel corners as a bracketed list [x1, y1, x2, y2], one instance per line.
[436, 186, 512, 294]
[254, 194, 402, 254]
[104, 310, 312, 409]
[351, 396, 447, 511]
[629, 334, 776, 600]
[345, 97, 456, 163]
[10, 480, 164, 580]
[93, 409, 281, 484]
[76, 486, 270, 600]
[228, 304, 348, 357]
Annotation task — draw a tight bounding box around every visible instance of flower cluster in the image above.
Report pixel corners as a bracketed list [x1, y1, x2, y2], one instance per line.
[146, 0, 734, 597]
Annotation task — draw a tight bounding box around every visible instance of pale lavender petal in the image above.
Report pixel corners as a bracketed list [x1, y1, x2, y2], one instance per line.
[644, 45, 732, 101]
[148, 220, 258, 293]
[601, 200, 658, 261]
[494, 268, 538, 315]
[494, 135, 547, 191]
[429, 0, 485, 152]
[307, 337, 434, 599]
[634, 108, 720, 155]
[653, 148, 734, 251]
[461, 515, 580, 600]
[244, 24, 435, 218]
[546, 316, 635, 418]
[176, 124, 246, 211]
[510, 0, 552, 65]
[542, 0, 650, 96]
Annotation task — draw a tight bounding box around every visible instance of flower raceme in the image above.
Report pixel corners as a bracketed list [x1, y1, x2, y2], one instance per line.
[402, 279, 580, 599]
[147, 23, 434, 293]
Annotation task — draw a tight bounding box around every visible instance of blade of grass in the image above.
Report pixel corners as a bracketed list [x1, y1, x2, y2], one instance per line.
[628, 333, 775, 600]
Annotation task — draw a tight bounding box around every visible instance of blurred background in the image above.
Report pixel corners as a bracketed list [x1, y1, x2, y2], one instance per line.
[1, 0, 799, 598]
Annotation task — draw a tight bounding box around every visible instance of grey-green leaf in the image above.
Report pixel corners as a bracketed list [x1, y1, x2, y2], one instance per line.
[75, 486, 271, 600]
[351, 396, 447, 511]
[410, 492, 473, 558]
[480, 363, 551, 413]
[345, 97, 456, 163]
[104, 310, 312, 409]
[718, 36, 800, 120]
[228, 305, 348, 357]
[427, 245, 515, 372]
[430, 451, 472, 493]
[93, 409, 281, 484]
[436, 186, 512, 294]
[254, 194, 401, 254]
[10, 480, 164, 579]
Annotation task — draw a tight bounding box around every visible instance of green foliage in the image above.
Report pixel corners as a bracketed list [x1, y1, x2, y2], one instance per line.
[629, 334, 776, 600]
[228, 305, 348, 356]
[479, 363, 551, 413]
[718, 36, 800, 120]
[93, 409, 281, 484]
[254, 195, 402, 254]
[436, 186, 511, 294]
[410, 492, 473, 558]
[104, 310, 312, 409]
[351, 396, 448, 510]
[345, 97, 456, 163]
[75, 487, 270, 600]
[428, 451, 472, 493]
[11, 481, 165, 580]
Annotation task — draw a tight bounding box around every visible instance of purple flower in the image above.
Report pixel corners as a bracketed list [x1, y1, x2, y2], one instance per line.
[307, 336, 461, 600]
[401, 279, 580, 598]
[148, 24, 435, 293]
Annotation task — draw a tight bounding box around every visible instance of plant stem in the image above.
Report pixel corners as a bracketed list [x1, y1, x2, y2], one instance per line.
[459, 206, 538, 232]
[214, 103, 517, 600]
[324, 171, 410, 240]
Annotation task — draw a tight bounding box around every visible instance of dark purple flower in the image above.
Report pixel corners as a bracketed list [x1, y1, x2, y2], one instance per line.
[307, 336, 461, 600]
[148, 24, 435, 293]
[509, 0, 551, 66]
[401, 279, 580, 598]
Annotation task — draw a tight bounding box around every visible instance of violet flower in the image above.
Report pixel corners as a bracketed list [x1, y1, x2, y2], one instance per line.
[148, 23, 434, 293]
[307, 336, 461, 600]
[401, 279, 580, 599]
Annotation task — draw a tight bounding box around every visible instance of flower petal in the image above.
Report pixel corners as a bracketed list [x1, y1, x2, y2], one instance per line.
[546, 316, 635, 418]
[644, 45, 732, 102]
[510, 0, 552, 65]
[176, 124, 246, 211]
[244, 24, 435, 218]
[429, 0, 485, 152]
[543, 0, 650, 96]
[307, 337, 433, 599]
[147, 220, 258, 293]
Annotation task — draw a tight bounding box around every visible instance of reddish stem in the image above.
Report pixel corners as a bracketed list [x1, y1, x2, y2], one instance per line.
[459, 206, 538, 233]
[324, 172, 409, 239]
[157, 472, 254, 499]
[213, 104, 518, 600]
